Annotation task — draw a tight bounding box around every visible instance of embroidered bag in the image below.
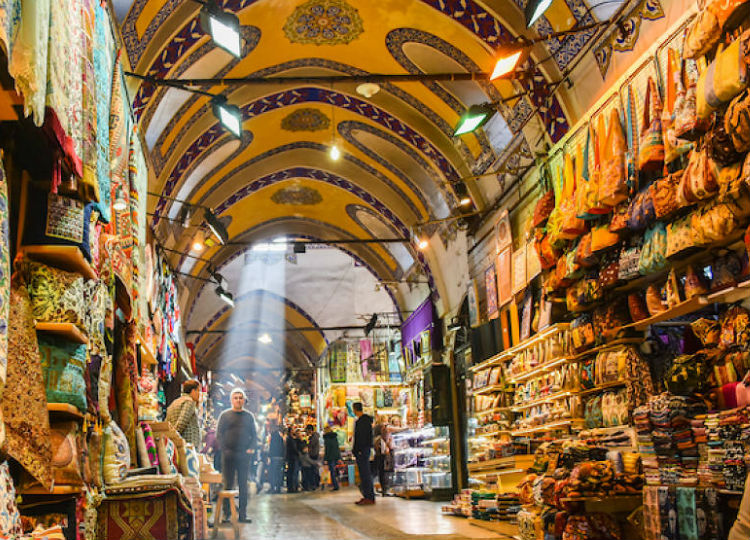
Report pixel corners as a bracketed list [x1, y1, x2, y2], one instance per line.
[707, 115, 744, 165]
[639, 77, 666, 172]
[684, 6, 721, 59]
[618, 240, 642, 281]
[598, 249, 621, 289]
[37, 335, 87, 413]
[675, 59, 709, 139]
[626, 185, 656, 231]
[533, 163, 555, 228]
[600, 107, 629, 206]
[666, 215, 697, 257]
[560, 152, 588, 238]
[664, 49, 694, 165]
[697, 29, 750, 121]
[20, 259, 88, 331]
[638, 223, 668, 275]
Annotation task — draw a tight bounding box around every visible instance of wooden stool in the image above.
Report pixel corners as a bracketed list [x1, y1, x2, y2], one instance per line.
[211, 490, 240, 540]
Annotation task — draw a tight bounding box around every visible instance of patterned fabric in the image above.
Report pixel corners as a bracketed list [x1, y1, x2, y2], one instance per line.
[184, 445, 199, 478]
[115, 322, 139, 465]
[102, 420, 130, 486]
[21, 259, 87, 330]
[109, 52, 130, 241]
[0, 461, 21, 535]
[38, 334, 88, 412]
[88, 428, 103, 489]
[0, 158, 9, 447]
[85, 280, 110, 357]
[135, 427, 149, 469]
[96, 489, 186, 540]
[8, 0, 50, 125]
[79, 0, 99, 204]
[93, 2, 113, 222]
[128, 133, 147, 331]
[165, 395, 200, 448]
[2, 281, 52, 489]
[140, 422, 159, 467]
[0, 0, 20, 58]
[20, 421, 83, 490]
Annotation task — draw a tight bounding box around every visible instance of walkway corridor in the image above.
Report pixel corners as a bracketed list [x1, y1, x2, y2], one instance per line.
[211, 487, 503, 540]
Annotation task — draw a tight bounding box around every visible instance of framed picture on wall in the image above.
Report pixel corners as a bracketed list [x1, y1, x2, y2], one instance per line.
[468, 279, 480, 327]
[496, 247, 512, 306]
[512, 245, 527, 294]
[495, 210, 512, 253]
[485, 264, 499, 320]
[526, 236, 542, 281]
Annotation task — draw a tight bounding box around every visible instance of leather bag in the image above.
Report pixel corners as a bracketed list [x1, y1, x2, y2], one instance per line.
[725, 88, 750, 152]
[639, 77, 666, 172]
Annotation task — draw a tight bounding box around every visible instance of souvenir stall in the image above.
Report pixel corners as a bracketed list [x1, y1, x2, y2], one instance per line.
[0, 1, 202, 539]
[446, 6, 750, 539]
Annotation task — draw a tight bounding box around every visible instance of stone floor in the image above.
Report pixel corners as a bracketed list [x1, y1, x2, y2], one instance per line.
[210, 486, 504, 540]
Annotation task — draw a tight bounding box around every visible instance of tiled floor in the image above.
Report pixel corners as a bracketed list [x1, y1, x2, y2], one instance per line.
[210, 486, 503, 540]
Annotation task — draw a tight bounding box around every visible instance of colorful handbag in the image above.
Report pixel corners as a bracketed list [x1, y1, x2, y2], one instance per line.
[707, 115, 744, 165]
[582, 120, 612, 216]
[675, 59, 709, 139]
[646, 283, 667, 315]
[626, 186, 656, 231]
[598, 249, 621, 289]
[638, 223, 668, 275]
[571, 314, 595, 351]
[591, 223, 620, 253]
[694, 200, 742, 243]
[599, 108, 629, 207]
[725, 88, 750, 152]
[533, 189, 555, 228]
[618, 240, 642, 281]
[684, 7, 721, 59]
[639, 77, 666, 172]
[628, 292, 649, 322]
[666, 215, 697, 257]
[575, 233, 598, 267]
[609, 203, 630, 233]
[680, 145, 718, 204]
[560, 153, 588, 238]
[697, 29, 750, 121]
[664, 49, 694, 165]
[534, 232, 559, 269]
[684, 265, 709, 298]
[652, 173, 681, 219]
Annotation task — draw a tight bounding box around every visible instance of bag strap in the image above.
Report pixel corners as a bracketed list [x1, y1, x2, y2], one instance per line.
[626, 86, 639, 192]
[582, 129, 591, 182]
[642, 78, 652, 132]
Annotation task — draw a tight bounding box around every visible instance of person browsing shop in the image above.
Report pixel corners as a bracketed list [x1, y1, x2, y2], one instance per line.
[323, 425, 341, 491]
[216, 388, 257, 523]
[352, 402, 375, 505]
[165, 379, 202, 448]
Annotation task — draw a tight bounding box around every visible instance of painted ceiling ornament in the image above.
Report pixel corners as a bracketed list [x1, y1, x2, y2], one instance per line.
[283, 0, 364, 45]
[281, 108, 331, 132]
[271, 185, 324, 206]
[593, 0, 664, 78]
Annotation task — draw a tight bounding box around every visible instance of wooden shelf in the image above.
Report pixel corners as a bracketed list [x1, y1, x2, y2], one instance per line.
[705, 279, 750, 305]
[511, 390, 580, 412]
[511, 418, 584, 436]
[21, 245, 96, 280]
[468, 457, 515, 472]
[20, 484, 83, 496]
[719, 489, 745, 496]
[472, 428, 512, 438]
[35, 322, 88, 344]
[473, 407, 511, 416]
[471, 384, 507, 395]
[508, 356, 575, 384]
[623, 296, 710, 331]
[47, 403, 84, 421]
[560, 494, 641, 503]
[469, 323, 570, 372]
[579, 380, 628, 396]
[570, 338, 644, 361]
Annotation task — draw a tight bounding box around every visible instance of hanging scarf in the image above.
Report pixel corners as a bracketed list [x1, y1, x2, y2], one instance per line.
[2, 280, 52, 488]
[80, 0, 99, 203]
[9, 0, 50, 125]
[115, 322, 139, 465]
[0, 157, 9, 447]
[93, 3, 113, 222]
[129, 132, 148, 326]
[0, 0, 20, 59]
[109, 51, 130, 240]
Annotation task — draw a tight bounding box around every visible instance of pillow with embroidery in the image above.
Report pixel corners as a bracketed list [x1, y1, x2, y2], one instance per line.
[0, 461, 22, 535]
[37, 335, 87, 412]
[102, 420, 130, 485]
[20, 259, 87, 330]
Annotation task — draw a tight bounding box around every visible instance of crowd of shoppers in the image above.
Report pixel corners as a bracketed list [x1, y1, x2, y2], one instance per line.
[168, 389, 394, 524]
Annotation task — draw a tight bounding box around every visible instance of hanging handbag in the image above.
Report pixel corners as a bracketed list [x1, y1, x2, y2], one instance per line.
[666, 215, 697, 257]
[609, 203, 630, 233]
[694, 200, 742, 243]
[560, 152, 588, 238]
[646, 283, 667, 315]
[599, 108, 629, 206]
[639, 77, 666, 172]
[638, 223, 668, 275]
[681, 144, 718, 204]
[652, 172, 681, 219]
[598, 249, 621, 289]
[626, 186, 656, 231]
[697, 29, 750, 121]
[675, 59, 709, 139]
[591, 223, 620, 253]
[588, 119, 612, 215]
[707, 115, 744, 165]
[534, 231, 559, 269]
[533, 163, 555, 228]
[575, 233, 598, 267]
[628, 292, 649, 322]
[684, 7, 721, 59]
[664, 49, 694, 166]
[618, 240, 642, 281]
[725, 88, 750, 152]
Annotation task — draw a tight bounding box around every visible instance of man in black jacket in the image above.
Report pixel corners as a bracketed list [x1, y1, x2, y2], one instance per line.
[216, 389, 257, 522]
[285, 427, 301, 493]
[352, 402, 375, 504]
[268, 423, 285, 494]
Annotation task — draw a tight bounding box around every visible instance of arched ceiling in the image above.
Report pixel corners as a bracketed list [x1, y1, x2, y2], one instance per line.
[117, 0, 614, 375]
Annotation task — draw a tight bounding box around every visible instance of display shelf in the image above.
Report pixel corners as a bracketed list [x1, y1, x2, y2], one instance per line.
[469, 323, 570, 372]
[579, 380, 628, 396]
[21, 245, 97, 280]
[477, 468, 526, 478]
[719, 489, 744, 496]
[622, 296, 710, 331]
[473, 407, 511, 416]
[471, 383, 506, 395]
[706, 279, 750, 304]
[34, 322, 88, 344]
[470, 428, 512, 439]
[47, 403, 84, 421]
[20, 484, 83, 495]
[511, 418, 585, 436]
[560, 494, 641, 503]
[511, 390, 580, 412]
[468, 457, 515, 472]
[570, 338, 643, 361]
[421, 437, 448, 445]
[330, 381, 408, 387]
[508, 355, 575, 384]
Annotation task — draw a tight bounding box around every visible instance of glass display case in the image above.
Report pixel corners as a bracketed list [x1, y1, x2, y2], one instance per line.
[391, 425, 453, 499]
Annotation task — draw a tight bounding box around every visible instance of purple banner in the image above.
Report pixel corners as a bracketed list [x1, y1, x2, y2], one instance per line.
[401, 297, 440, 353]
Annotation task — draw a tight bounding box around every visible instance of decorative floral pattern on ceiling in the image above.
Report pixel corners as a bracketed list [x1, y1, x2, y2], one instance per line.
[271, 185, 324, 205]
[283, 0, 364, 45]
[280, 107, 331, 131]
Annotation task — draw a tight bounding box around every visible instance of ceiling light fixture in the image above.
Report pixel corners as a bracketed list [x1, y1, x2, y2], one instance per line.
[211, 95, 243, 138]
[364, 314, 378, 336]
[208, 267, 228, 289]
[192, 230, 205, 252]
[525, 0, 554, 27]
[215, 286, 235, 307]
[491, 50, 524, 80]
[197, 0, 242, 57]
[329, 144, 341, 161]
[204, 207, 229, 245]
[258, 333, 272, 344]
[459, 197, 472, 206]
[454, 103, 499, 136]
[356, 82, 380, 98]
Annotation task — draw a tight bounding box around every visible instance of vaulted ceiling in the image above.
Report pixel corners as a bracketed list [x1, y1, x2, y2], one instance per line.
[117, 0, 612, 374]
